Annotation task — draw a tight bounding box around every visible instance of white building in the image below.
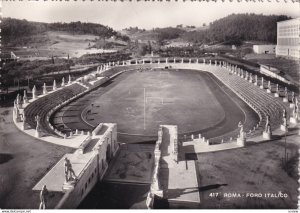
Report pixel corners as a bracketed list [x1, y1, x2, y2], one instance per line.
[253, 45, 276, 54]
[276, 18, 300, 59]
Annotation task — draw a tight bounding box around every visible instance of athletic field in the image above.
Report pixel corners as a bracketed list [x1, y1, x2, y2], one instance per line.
[54, 69, 258, 143]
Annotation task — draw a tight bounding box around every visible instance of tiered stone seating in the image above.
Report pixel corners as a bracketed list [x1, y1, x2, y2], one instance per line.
[24, 83, 86, 136]
[206, 65, 287, 143]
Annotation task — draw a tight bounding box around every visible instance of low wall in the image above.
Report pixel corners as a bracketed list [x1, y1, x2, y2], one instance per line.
[56, 154, 99, 209]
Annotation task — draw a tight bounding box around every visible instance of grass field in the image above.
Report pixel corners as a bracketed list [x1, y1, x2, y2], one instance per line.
[55, 69, 259, 143]
[86, 69, 225, 135]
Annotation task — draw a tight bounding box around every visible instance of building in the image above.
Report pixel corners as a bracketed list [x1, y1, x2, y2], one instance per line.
[276, 18, 300, 59]
[253, 45, 276, 54]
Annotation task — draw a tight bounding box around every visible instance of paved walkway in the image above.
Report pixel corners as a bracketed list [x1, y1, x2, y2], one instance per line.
[159, 125, 200, 205]
[32, 152, 94, 192]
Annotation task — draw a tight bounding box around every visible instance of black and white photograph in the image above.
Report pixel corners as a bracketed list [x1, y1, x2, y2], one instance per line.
[0, 0, 299, 210]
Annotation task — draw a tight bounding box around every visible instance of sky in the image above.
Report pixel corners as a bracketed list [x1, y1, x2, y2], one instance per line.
[2, 1, 299, 30]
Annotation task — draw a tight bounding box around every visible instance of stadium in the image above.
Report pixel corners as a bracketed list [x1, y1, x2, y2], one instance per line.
[10, 57, 299, 209]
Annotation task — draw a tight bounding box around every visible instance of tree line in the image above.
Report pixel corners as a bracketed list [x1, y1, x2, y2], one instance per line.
[1, 18, 130, 44]
[182, 14, 291, 45]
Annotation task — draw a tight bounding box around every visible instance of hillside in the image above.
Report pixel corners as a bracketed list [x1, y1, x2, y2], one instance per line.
[123, 14, 291, 47]
[1, 18, 130, 59]
[2, 18, 129, 46]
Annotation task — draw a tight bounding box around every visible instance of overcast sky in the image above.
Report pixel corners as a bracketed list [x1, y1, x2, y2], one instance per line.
[2, 1, 299, 30]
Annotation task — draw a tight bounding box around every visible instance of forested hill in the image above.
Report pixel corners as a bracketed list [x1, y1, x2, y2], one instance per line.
[1, 18, 129, 42]
[196, 14, 291, 45]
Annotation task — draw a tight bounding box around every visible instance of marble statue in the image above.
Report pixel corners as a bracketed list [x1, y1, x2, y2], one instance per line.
[64, 157, 77, 182]
[39, 185, 48, 209]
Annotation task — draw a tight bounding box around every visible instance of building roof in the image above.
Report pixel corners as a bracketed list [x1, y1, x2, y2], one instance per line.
[277, 17, 300, 24]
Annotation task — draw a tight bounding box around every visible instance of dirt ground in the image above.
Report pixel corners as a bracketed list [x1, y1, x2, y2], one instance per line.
[0, 105, 73, 209]
[197, 135, 299, 209]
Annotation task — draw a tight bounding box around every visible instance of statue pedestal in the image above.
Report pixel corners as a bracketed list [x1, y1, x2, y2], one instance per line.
[63, 181, 76, 192]
[263, 131, 271, 140]
[290, 103, 295, 109]
[283, 97, 288, 103]
[254, 82, 258, 86]
[280, 125, 288, 132]
[22, 122, 27, 130]
[274, 93, 279, 97]
[260, 85, 264, 89]
[35, 130, 41, 138]
[290, 117, 298, 124]
[237, 137, 246, 147]
[151, 189, 164, 198]
[249, 79, 252, 83]
[16, 116, 21, 123]
[267, 89, 271, 93]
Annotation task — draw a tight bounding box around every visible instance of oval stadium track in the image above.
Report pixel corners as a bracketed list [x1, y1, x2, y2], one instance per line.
[52, 69, 259, 143]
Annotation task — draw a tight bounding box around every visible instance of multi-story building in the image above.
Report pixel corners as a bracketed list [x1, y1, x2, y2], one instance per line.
[276, 18, 300, 59]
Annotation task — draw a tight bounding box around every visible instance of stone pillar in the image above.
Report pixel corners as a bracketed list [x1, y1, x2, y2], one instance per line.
[196, 58, 199, 64]
[181, 58, 184, 64]
[203, 58, 205, 64]
[158, 58, 160, 64]
[142, 59, 145, 64]
[189, 58, 191, 64]
[209, 60, 211, 65]
[32, 85, 37, 100]
[136, 59, 138, 65]
[166, 58, 168, 64]
[122, 61, 125, 66]
[174, 58, 176, 63]
[249, 73, 253, 83]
